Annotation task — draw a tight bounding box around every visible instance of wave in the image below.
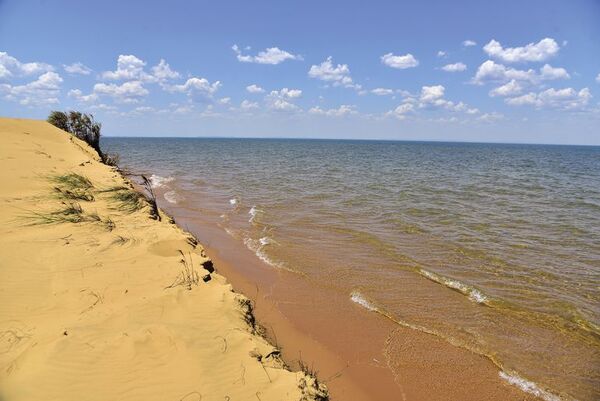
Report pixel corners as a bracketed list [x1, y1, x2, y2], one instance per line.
[248, 206, 262, 224]
[499, 371, 563, 401]
[243, 236, 282, 270]
[163, 190, 182, 204]
[148, 174, 174, 189]
[350, 290, 567, 401]
[350, 291, 379, 312]
[419, 269, 489, 305]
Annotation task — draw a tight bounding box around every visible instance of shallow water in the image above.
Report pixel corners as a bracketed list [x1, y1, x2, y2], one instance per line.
[104, 138, 600, 400]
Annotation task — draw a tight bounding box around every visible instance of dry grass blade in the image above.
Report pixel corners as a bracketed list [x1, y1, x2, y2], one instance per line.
[165, 250, 200, 290]
[51, 173, 94, 201]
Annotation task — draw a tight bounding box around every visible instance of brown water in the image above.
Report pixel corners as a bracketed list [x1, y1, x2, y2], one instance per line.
[104, 138, 600, 401]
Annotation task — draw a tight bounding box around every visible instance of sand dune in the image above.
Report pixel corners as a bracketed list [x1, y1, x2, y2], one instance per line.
[0, 118, 326, 401]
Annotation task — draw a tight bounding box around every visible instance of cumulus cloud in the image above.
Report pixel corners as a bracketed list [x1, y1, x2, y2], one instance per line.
[0, 52, 53, 79]
[167, 77, 221, 100]
[380, 53, 419, 69]
[101, 55, 180, 84]
[441, 62, 467, 72]
[68, 88, 98, 103]
[386, 102, 414, 120]
[308, 104, 356, 117]
[462, 40, 477, 47]
[63, 62, 92, 75]
[0, 71, 62, 106]
[415, 85, 471, 112]
[473, 60, 570, 85]
[539, 64, 570, 80]
[371, 88, 394, 96]
[596, 73, 600, 83]
[232, 45, 302, 65]
[240, 99, 259, 110]
[308, 57, 358, 88]
[102, 55, 148, 80]
[505, 87, 591, 110]
[246, 84, 265, 93]
[266, 87, 303, 112]
[437, 50, 447, 58]
[93, 81, 149, 103]
[489, 79, 523, 97]
[483, 38, 560, 63]
[420, 85, 445, 102]
[151, 59, 180, 81]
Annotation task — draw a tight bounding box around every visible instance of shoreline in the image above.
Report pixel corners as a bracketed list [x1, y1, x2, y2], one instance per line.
[0, 118, 326, 401]
[154, 186, 544, 401]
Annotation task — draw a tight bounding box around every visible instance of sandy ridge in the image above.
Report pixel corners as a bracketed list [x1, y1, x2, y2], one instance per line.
[0, 117, 326, 401]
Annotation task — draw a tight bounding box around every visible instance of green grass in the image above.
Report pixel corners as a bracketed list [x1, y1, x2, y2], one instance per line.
[51, 173, 94, 201]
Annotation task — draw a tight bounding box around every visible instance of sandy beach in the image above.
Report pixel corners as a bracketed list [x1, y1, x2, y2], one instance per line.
[0, 117, 327, 401]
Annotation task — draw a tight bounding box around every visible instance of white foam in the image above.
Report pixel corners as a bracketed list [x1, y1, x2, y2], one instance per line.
[350, 291, 378, 312]
[148, 174, 174, 189]
[499, 371, 562, 401]
[243, 236, 283, 270]
[163, 190, 181, 204]
[229, 198, 238, 206]
[248, 206, 262, 224]
[420, 269, 489, 305]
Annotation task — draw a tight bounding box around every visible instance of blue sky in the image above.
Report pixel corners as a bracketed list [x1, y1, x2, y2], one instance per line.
[1, 0, 599, 144]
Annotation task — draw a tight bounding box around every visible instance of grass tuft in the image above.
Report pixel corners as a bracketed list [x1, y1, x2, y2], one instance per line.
[51, 173, 94, 201]
[165, 251, 200, 290]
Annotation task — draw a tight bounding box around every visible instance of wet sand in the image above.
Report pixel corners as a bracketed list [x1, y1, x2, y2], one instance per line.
[162, 202, 540, 401]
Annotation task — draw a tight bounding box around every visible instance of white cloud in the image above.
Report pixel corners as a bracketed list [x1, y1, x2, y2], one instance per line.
[246, 84, 265, 93]
[505, 87, 591, 110]
[381, 53, 419, 69]
[167, 77, 221, 100]
[478, 112, 504, 122]
[420, 85, 445, 102]
[151, 59, 180, 81]
[489, 80, 523, 97]
[0, 52, 53, 79]
[386, 102, 414, 119]
[437, 50, 447, 58]
[462, 40, 477, 47]
[218, 97, 231, 105]
[596, 73, 600, 83]
[0, 71, 62, 106]
[93, 81, 149, 103]
[473, 60, 536, 84]
[232, 45, 302, 65]
[483, 38, 559, 63]
[63, 62, 92, 75]
[269, 88, 302, 99]
[102, 55, 148, 80]
[472, 60, 570, 86]
[266, 87, 302, 112]
[308, 57, 358, 88]
[240, 100, 259, 110]
[539, 64, 570, 80]
[441, 62, 467, 72]
[68, 88, 98, 103]
[309, 104, 356, 117]
[371, 88, 394, 96]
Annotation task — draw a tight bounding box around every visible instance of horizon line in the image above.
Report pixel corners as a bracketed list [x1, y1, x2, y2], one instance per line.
[102, 135, 600, 147]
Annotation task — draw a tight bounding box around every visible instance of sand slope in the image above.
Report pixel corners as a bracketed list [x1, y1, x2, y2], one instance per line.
[0, 118, 325, 401]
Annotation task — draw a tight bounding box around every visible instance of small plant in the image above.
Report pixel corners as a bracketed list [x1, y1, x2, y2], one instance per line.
[298, 357, 329, 401]
[26, 202, 87, 225]
[141, 175, 161, 221]
[51, 173, 94, 202]
[165, 251, 199, 290]
[104, 187, 145, 214]
[238, 297, 266, 336]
